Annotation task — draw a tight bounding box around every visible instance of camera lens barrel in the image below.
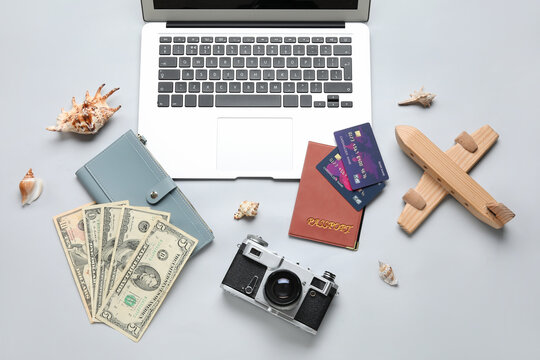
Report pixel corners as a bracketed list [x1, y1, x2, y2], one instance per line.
[264, 270, 302, 307]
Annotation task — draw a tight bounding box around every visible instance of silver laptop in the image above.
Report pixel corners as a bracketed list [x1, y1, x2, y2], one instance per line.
[138, 0, 372, 179]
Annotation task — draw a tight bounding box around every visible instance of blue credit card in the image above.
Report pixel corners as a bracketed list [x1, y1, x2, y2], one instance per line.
[316, 147, 385, 211]
[334, 123, 389, 190]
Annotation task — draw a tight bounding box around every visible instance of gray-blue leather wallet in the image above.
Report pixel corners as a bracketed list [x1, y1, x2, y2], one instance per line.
[75, 130, 213, 254]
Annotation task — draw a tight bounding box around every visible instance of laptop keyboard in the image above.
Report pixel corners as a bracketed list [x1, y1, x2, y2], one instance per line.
[157, 35, 353, 108]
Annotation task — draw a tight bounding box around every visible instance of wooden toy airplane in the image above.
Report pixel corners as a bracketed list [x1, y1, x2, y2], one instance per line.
[395, 125, 515, 234]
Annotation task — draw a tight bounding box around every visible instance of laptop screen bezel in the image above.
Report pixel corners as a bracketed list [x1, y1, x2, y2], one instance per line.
[140, 0, 370, 22]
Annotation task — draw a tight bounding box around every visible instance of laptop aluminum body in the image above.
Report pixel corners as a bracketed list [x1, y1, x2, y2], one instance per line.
[138, 0, 372, 179]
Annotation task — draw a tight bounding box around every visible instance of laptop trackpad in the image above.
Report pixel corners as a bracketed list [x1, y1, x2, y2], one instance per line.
[216, 117, 293, 173]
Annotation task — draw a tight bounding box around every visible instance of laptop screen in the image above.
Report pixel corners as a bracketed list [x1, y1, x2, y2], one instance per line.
[153, 0, 358, 10]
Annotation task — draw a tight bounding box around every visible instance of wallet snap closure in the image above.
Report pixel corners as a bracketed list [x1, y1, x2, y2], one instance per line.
[146, 177, 177, 205]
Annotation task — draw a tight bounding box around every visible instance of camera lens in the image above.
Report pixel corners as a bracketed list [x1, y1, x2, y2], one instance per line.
[264, 270, 302, 307]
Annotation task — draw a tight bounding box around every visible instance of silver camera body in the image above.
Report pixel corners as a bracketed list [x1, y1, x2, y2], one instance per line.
[221, 235, 338, 334]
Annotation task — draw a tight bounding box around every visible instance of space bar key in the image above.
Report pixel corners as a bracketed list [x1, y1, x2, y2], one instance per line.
[215, 95, 281, 107]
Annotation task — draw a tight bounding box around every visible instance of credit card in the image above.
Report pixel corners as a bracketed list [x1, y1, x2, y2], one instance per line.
[334, 123, 389, 190]
[316, 147, 385, 211]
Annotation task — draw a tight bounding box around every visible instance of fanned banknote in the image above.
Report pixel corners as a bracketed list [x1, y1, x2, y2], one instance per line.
[94, 202, 129, 319]
[97, 219, 198, 341]
[106, 207, 170, 296]
[52, 203, 95, 323]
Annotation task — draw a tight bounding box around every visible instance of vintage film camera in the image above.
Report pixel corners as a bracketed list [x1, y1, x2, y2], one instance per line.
[221, 235, 339, 334]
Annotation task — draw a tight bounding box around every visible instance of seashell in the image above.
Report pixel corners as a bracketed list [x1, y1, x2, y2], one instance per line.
[398, 86, 436, 108]
[19, 168, 43, 206]
[378, 261, 398, 286]
[234, 201, 259, 220]
[46, 84, 121, 134]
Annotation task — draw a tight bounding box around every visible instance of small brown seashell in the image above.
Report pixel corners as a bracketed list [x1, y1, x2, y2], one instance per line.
[398, 86, 436, 108]
[19, 168, 43, 206]
[46, 84, 121, 134]
[234, 201, 259, 220]
[378, 261, 398, 286]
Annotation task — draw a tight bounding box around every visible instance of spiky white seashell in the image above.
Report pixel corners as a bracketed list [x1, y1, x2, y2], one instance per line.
[398, 86, 436, 108]
[378, 261, 398, 286]
[234, 201, 259, 220]
[19, 168, 43, 206]
[46, 84, 121, 134]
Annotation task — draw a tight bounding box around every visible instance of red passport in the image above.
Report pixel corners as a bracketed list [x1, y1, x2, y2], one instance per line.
[289, 142, 365, 250]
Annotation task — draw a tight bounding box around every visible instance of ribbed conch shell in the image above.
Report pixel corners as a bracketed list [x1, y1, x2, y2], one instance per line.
[19, 169, 43, 206]
[378, 261, 398, 286]
[234, 201, 259, 220]
[398, 86, 436, 108]
[46, 84, 121, 134]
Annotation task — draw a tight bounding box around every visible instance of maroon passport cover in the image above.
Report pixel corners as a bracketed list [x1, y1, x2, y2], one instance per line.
[289, 142, 365, 250]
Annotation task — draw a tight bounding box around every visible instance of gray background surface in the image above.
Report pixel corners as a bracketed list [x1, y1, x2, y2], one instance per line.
[1, 1, 539, 359]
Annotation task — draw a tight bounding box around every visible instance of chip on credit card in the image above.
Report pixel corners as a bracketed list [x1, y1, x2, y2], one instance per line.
[316, 147, 385, 211]
[334, 123, 389, 190]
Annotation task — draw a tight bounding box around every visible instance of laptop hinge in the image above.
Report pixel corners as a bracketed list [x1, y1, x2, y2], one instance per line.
[166, 21, 345, 29]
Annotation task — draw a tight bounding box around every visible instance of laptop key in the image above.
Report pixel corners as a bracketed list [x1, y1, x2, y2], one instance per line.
[187, 37, 199, 43]
[158, 82, 173, 93]
[199, 44, 212, 55]
[270, 37, 282, 43]
[186, 45, 198, 55]
[185, 95, 197, 107]
[317, 70, 329, 81]
[182, 69, 194, 80]
[284, 37, 296, 43]
[173, 45, 184, 55]
[240, 45, 251, 55]
[219, 57, 232, 68]
[202, 82, 214, 93]
[270, 82, 281, 93]
[201, 37, 213, 43]
[213, 45, 225, 55]
[159, 57, 177, 68]
[312, 37, 324, 43]
[277, 70, 288, 80]
[297, 82, 309, 93]
[263, 70, 275, 80]
[327, 57, 339, 68]
[307, 45, 318, 56]
[175, 82, 187, 93]
[314, 57, 325, 68]
[324, 82, 353, 93]
[290, 70, 302, 80]
[216, 82, 227, 93]
[300, 57, 312, 68]
[226, 45, 238, 55]
[293, 45, 305, 56]
[325, 37, 338, 43]
[171, 95, 183, 107]
[320, 45, 332, 56]
[209, 69, 221, 80]
[273, 57, 285, 68]
[215, 37, 227, 43]
[298, 37, 310, 43]
[243, 37, 255, 43]
[196, 69, 207, 80]
[283, 82, 295, 93]
[266, 45, 278, 55]
[243, 82, 255, 93]
[199, 95, 214, 107]
[310, 82, 322, 93]
[249, 70, 261, 80]
[159, 69, 180, 80]
[178, 57, 191, 67]
[229, 82, 241, 93]
[206, 57, 218, 68]
[260, 57, 271, 68]
[233, 57, 245, 68]
[339, 37, 352, 43]
[330, 69, 342, 81]
[216, 95, 281, 107]
[159, 45, 171, 55]
[192, 57, 204, 68]
[256, 82, 268, 93]
[328, 101, 339, 108]
[253, 45, 265, 55]
[157, 95, 169, 107]
[300, 95, 312, 107]
[303, 70, 315, 81]
[160, 36, 172, 43]
[256, 37, 269, 43]
[333, 45, 352, 56]
[236, 69, 248, 80]
[286, 57, 298, 68]
[246, 57, 258, 68]
[340, 57, 352, 80]
[283, 95, 299, 107]
[229, 37, 241, 43]
[341, 101, 353, 108]
[188, 82, 200, 93]
[223, 69, 235, 80]
[173, 36, 186, 43]
[280, 45, 292, 55]
[314, 101, 325, 107]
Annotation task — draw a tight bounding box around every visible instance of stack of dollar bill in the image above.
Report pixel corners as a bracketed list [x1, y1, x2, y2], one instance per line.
[53, 201, 199, 342]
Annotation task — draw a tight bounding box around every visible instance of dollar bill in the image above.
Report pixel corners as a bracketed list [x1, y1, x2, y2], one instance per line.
[52, 203, 95, 323]
[105, 207, 170, 298]
[94, 202, 129, 319]
[83, 204, 103, 319]
[97, 219, 198, 341]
